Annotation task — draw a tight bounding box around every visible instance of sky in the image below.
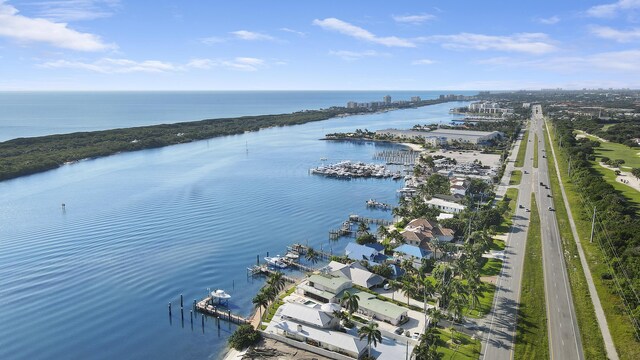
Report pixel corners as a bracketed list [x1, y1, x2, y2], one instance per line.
[0, 0, 640, 90]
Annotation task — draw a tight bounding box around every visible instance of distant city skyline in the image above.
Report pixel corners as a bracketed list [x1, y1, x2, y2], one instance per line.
[1, 0, 639, 90]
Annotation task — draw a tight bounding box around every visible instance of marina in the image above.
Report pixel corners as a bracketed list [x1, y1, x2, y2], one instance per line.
[373, 149, 421, 166]
[309, 160, 401, 179]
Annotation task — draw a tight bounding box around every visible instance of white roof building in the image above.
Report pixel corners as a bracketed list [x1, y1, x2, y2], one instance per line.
[426, 197, 466, 214]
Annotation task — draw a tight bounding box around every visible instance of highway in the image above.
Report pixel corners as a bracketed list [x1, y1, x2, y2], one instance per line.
[481, 115, 535, 360]
[481, 105, 584, 359]
[531, 104, 584, 360]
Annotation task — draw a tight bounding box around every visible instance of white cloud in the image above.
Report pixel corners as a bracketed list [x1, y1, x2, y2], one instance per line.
[28, 0, 120, 22]
[313, 17, 416, 47]
[478, 49, 640, 72]
[536, 16, 560, 25]
[0, 0, 114, 51]
[412, 59, 435, 65]
[328, 50, 387, 61]
[392, 13, 435, 25]
[187, 57, 265, 71]
[420, 32, 556, 55]
[586, 0, 640, 18]
[230, 30, 275, 41]
[280, 27, 305, 37]
[590, 25, 640, 42]
[40, 58, 177, 73]
[200, 36, 225, 45]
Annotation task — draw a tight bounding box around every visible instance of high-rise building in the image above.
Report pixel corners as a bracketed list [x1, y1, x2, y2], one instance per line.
[411, 96, 421, 102]
[383, 95, 391, 104]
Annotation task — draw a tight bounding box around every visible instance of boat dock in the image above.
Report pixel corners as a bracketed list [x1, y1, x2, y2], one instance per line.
[373, 150, 420, 166]
[348, 214, 393, 226]
[329, 220, 354, 240]
[195, 296, 250, 324]
[366, 199, 392, 211]
[288, 243, 333, 260]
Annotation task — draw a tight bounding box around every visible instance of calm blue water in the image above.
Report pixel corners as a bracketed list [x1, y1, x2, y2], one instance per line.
[0, 92, 471, 360]
[0, 91, 473, 141]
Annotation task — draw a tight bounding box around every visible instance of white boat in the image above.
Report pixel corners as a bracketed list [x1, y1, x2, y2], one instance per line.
[264, 256, 288, 268]
[285, 252, 300, 260]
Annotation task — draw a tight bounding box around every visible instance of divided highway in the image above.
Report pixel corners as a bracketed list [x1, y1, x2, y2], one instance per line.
[531, 105, 584, 360]
[481, 105, 584, 359]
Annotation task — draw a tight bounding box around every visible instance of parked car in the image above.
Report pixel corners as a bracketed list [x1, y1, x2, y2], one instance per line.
[394, 327, 404, 335]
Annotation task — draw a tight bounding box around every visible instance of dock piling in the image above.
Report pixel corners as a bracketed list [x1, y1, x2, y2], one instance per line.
[180, 294, 183, 308]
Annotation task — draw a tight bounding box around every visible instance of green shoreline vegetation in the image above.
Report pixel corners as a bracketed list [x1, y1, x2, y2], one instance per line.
[0, 98, 453, 182]
[514, 194, 549, 360]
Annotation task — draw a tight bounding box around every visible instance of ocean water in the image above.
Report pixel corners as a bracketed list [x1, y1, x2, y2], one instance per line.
[0, 92, 470, 360]
[0, 91, 474, 141]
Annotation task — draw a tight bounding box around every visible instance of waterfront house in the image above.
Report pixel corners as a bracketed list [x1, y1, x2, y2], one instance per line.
[266, 302, 367, 359]
[328, 261, 385, 289]
[393, 244, 433, 268]
[298, 274, 352, 303]
[345, 242, 386, 265]
[279, 303, 340, 329]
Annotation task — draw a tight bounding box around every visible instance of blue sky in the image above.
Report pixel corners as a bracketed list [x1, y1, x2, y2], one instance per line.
[1, 0, 639, 90]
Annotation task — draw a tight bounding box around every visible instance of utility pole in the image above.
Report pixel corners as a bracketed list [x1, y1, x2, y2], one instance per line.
[590, 207, 596, 243]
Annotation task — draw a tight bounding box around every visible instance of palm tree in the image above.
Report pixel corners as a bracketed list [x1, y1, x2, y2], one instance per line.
[305, 247, 319, 264]
[357, 221, 370, 236]
[267, 271, 286, 294]
[261, 285, 277, 304]
[252, 292, 269, 322]
[387, 280, 401, 301]
[414, 326, 441, 360]
[400, 278, 415, 307]
[448, 292, 467, 323]
[341, 290, 360, 317]
[358, 322, 382, 358]
[377, 225, 389, 240]
[466, 279, 482, 313]
[427, 308, 443, 328]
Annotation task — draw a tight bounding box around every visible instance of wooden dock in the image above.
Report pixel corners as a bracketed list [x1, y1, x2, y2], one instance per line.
[348, 214, 393, 226]
[247, 265, 298, 282]
[288, 243, 333, 260]
[195, 297, 249, 324]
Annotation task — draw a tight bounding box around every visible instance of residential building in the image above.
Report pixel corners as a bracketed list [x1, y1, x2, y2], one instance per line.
[345, 242, 386, 265]
[351, 290, 408, 325]
[393, 244, 433, 268]
[266, 303, 367, 359]
[298, 274, 352, 303]
[426, 197, 466, 214]
[327, 261, 385, 289]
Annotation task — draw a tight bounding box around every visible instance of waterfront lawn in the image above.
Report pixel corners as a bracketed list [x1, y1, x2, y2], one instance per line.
[546, 124, 615, 359]
[435, 327, 481, 359]
[533, 133, 539, 168]
[514, 195, 549, 360]
[515, 130, 529, 167]
[263, 287, 296, 324]
[509, 170, 522, 185]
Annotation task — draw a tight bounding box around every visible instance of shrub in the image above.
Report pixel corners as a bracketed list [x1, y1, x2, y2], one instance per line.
[228, 325, 261, 350]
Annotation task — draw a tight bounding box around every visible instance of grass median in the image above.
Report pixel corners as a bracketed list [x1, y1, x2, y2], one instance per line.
[514, 194, 549, 360]
[533, 133, 539, 168]
[515, 130, 529, 167]
[546, 122, 621, 359]
[509, 170, 522, 185]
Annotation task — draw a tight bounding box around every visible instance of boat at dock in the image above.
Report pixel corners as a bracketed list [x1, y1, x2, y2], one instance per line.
[264, 255, 288, 268]
[285, 251, 300, 260]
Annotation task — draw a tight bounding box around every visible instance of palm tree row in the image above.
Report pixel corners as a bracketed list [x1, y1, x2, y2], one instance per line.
[252, 271, 287, 322]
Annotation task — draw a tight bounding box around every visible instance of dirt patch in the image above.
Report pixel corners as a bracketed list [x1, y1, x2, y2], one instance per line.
[243, 338, 331, 360]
